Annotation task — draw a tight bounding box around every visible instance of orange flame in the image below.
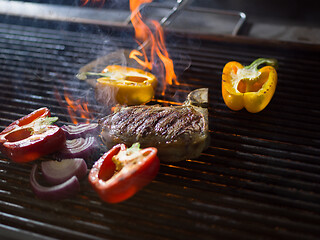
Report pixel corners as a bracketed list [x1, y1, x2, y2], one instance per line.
[64, 95, 92, 124]
[80, 0, 179, 95]
[55, 89, 93, 124]
[129, 0, 179, 95]
[80, 0, 105, 7]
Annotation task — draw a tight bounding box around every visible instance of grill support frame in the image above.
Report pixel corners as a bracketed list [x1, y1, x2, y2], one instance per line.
[0, 14, 320, 240]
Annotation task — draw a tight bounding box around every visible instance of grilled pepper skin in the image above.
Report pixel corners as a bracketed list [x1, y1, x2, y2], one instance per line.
[0, 108, 66, 163]
[222, 58, 278, 113]
[96, 65, 157, 106]
[0, 107, 50, 141]
[88, 143, 159, 203]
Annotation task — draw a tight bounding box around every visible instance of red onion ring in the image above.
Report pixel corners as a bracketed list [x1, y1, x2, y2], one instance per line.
[30, 164, 80, 201]
[56, 136, 98, 161]
[41, 158, 87, 185]
[61, 123, 99, 139]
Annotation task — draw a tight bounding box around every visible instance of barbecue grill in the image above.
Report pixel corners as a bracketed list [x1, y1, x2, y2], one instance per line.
[1, 1, 320, 239]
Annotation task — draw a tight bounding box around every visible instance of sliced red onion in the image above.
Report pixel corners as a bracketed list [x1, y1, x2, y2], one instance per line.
[61, 123, 99, 139]
[41, 158, 87, 185]
[30, 164, 80, 201]
[56, 136, 98, 161]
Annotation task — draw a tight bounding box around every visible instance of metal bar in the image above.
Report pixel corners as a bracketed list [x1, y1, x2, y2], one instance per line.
[185, 6, 247, 36]
[132, 0, 193, 51]
[0, 17, 320, 240]
[159, 0, 193, 27]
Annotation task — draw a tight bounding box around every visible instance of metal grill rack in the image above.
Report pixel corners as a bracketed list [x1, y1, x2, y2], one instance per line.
[0, 13, 320, 240]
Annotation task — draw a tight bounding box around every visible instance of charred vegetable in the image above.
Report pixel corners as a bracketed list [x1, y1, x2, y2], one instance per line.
[41, 158, 87, 185]
[56, 137, 98, 161]
[61, 123, 99, 139]
[0, 107, 66, 163]
[88, 143, 159, 203]
[30, 158, 87, 200]
[222, 58, 278, 113]
[77, 65, 157, 106]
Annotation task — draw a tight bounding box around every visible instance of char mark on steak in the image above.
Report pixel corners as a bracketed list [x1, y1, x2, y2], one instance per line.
[100, 88, 210, 162]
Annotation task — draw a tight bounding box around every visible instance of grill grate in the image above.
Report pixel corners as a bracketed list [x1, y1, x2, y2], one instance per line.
[0, 16, 320, 240]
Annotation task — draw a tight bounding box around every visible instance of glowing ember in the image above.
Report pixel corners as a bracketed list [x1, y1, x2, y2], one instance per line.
[129, 0, 179, 95]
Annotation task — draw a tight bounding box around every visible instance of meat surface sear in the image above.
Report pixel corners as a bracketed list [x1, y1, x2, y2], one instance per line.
[100, 88, 209, 162]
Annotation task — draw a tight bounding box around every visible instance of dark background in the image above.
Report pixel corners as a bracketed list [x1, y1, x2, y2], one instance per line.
[13, 0, 320, 28]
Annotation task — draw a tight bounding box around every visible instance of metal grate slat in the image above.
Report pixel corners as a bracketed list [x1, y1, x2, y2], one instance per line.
[0, 16, 320, 240]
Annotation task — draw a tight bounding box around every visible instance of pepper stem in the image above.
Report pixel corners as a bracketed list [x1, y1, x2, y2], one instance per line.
[112, 143, 142, 172]
[128, 143, 141, 151]
[76, 72, 111, 80]
[32, 117, 59, 134]
[245, 58, 278, 71]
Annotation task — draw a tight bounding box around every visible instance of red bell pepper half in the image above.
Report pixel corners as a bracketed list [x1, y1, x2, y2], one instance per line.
[88, 143, 159, 203]
[0, 107, 66, 163]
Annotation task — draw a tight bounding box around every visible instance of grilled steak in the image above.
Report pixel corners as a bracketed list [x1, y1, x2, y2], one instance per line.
[100, 88, 209, 162]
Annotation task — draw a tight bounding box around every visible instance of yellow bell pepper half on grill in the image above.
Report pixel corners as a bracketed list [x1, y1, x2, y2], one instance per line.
[77, 65, 157, 106]
[222, 58, 278, 113]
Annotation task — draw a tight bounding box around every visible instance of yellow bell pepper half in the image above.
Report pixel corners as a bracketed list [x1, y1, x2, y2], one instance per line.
[222, 58, 278, 113]
[96, 65, 157, 105]
[77, 65, 157, 106]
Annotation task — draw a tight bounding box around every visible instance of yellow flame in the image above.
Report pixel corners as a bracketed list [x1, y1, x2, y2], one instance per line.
[129, 0, 179, 95]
